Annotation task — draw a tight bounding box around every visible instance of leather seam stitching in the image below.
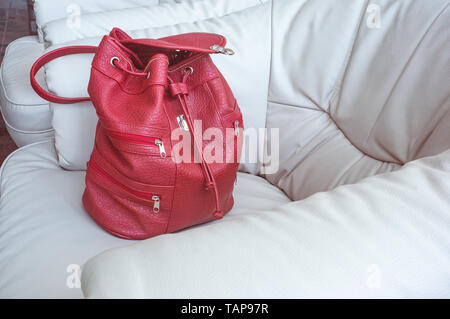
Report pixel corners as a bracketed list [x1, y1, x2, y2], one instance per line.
[328, 0, 369, 110]
[262, 0, 274, 177]
[267, 99, 324, 112]
[269, 101, 402, 165]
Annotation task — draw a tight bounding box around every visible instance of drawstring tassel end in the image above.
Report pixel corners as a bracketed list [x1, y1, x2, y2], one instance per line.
[214, 210, 224, 219]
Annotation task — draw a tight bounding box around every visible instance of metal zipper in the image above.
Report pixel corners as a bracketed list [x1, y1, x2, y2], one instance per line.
[152, 195, 160, 213]
[234, 120, 240, 136]
[107, 130, 166, 158]
[177, 114, 189, 131]
[210, 45, 235, 55]
[89, 160, 161, 213]
[154, 139, 166, 158]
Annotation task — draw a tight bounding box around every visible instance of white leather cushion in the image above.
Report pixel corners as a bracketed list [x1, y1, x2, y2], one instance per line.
[34, 0, 168, 42]
[45, 2, 271, 174]
[263, 0, 450, 200]
[42, 0, 263, 46]
[0, 140, 289, 298]
[82, 150, 450, 298]
[0, 36, 53, 146]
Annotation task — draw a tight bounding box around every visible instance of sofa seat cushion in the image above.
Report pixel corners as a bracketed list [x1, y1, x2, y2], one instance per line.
[82, 149, 450, 298]
[0, 140, 289, 298]
[0, 36, 53, 146]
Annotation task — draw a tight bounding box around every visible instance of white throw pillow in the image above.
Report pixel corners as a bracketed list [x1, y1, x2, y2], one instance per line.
[34, 0, 171, 42]
[40, 0, 264, 46]
[45, 2, 271, 174]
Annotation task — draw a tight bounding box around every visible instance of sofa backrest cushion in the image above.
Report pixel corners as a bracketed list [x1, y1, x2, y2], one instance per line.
[264, 0, 450, 200]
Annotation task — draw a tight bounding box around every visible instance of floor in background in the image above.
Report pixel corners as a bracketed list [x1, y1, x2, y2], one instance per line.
[0, 0, 35, 164]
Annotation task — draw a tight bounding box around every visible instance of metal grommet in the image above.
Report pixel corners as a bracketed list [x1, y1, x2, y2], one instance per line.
[110, 57, 120, 67]
[184, 66, 194, 75]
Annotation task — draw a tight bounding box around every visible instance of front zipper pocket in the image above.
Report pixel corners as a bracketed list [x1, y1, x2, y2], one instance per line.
[88, 160, 166, 213]
[107, 130, 167, 158]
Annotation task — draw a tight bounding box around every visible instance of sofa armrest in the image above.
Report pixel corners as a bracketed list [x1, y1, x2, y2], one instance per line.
[0, 36, 53, 146]
[81, 150, 450, 298]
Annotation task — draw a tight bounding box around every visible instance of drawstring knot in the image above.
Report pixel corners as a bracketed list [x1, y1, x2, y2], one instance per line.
[204, 181, 214, 190]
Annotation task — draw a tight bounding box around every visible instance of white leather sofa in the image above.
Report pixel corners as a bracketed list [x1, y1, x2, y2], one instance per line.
[0, 0, 449, 298]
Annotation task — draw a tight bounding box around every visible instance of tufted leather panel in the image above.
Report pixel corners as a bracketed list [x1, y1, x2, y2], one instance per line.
[331, 0, 450, 164]
[265, 0, 450, 200]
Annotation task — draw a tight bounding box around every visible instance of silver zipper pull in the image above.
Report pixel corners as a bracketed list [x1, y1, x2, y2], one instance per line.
[234, 120, 240, 136]
[210, 45, 235, 55]
[154, 139, 166, 158]
[152, 196, 160, 213]
[177, 114, 189, 131]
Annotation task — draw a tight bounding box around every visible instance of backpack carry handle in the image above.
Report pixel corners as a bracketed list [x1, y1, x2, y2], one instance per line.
[30, 46, 97, 104]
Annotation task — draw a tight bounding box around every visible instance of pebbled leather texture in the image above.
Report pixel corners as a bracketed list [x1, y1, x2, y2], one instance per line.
[32, 28, 243, 239]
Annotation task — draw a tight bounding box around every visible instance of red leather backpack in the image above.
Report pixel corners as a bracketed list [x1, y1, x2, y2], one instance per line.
[31, 28, 243, 239]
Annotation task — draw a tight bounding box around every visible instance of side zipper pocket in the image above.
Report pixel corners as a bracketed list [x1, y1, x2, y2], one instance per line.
[89, 160, 161, 213]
